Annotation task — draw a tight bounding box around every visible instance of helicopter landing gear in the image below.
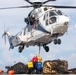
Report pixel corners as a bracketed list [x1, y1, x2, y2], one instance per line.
[54, 39, 61, 45]
[18, 45, 24, 53]
[43, 45, 49, 52]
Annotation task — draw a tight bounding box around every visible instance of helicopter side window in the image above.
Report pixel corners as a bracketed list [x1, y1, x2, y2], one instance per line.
[44, 12, 56, 25]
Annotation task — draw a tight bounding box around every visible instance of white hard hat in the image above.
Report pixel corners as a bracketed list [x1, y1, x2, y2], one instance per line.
[38, 60, 40, 62]
[32, 15, 35, 18]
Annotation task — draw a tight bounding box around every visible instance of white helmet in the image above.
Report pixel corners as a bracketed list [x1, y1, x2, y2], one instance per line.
[38, 60, 40, 62]
[32, 15, 35, 18]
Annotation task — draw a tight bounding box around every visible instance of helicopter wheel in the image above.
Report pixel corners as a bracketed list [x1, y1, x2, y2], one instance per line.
[18, 45, 24, 53]
[18, 46, 23, 53]
[57, 39, 61, 44]
[54, 39, 58, 44]
[43, 45, 49, 52]
[54, 39, 61, 45]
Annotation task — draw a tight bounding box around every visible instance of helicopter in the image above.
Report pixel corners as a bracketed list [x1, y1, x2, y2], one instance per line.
[1, 0, 76, 53]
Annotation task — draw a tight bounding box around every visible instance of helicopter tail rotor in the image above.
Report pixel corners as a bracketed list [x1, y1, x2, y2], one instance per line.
[2, 25, 9, 44]
[2, 31, 8, 44]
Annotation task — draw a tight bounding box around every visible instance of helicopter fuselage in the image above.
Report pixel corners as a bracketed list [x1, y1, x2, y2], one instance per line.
[11, 7, 69, 47]
[3, 7, 69, 53]
[2, 0, 76, 53]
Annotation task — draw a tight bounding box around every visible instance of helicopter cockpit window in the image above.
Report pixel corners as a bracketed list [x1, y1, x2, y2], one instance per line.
[45, 11, 57, 25]
[56, 10, 63, 15]
[49, 11, 57, 17]
[49, 10, 63, 17]
[44, 11, 57, 25]
[49, 17, 56, 24]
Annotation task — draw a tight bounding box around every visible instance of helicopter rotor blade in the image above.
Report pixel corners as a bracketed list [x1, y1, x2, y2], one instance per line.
[25, 0, 33, 4]
[44, 5, 76, 8]
[43, 0, 56, 4]
[0, 5, 33, 10]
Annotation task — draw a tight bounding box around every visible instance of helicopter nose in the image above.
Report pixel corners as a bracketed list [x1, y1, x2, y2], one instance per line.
[57, 15, 69, 25]
[63, 16, 69, 26]
[64, 16, 69, 22]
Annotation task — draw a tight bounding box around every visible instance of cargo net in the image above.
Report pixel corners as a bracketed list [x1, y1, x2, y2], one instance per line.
[6, 62, 28, 74]
[43, 59, 68, 74]
[68, 68, 76, 74]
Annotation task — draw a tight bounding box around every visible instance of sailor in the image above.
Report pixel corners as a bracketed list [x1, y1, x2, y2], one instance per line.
[29, 14, 36, 25]
[27, 59, 34, 74]
[31, 55, 38, 69]
[35, 60, 42, 74]
[36, 54, 42, 63]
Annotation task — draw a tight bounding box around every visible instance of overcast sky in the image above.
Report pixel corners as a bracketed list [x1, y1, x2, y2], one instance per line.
[0, 0, 76, 71]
